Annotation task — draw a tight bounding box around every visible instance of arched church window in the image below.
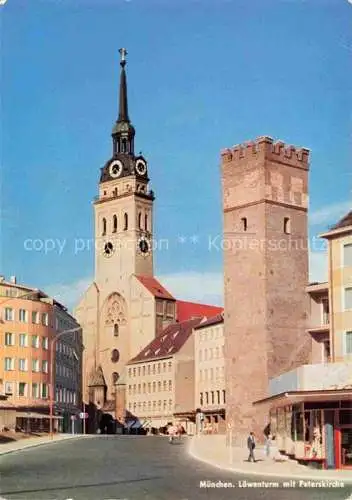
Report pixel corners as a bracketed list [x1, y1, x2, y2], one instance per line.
[111, 349, 120, 363]
[113, 215, 118, 233]
[112, 372, 119, 385]
[124, 213, 128, 231]
[102, 217, 107, 236]
[113, 323, 119, 337]
[138, 212, 142, 229]
[145, 213, 148, 231]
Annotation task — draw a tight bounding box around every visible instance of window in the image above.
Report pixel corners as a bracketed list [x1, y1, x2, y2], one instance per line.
[19, 358, 27, 371]
[163, 380, 167, 391]
[41, 313, 49, 326]
[215, 347, 220, 358]
[200, 392, 203, 405]
[205, 392, 209, 404]
[158, 381, 161, 392]
[5, 332, 14, 346]
[5, 358, 14, 371]
[217, 390, 220, 404]
[42, 360, 48, 373]
[345, 288, 352, 310]
[19, 309, 28, 323]
[241, 217, 247, 232]
[102, 217, 107, 236]
[284, 217, 291, 234]
[343, 244, 352, 267]
[168, 380, 172, 391]
[113, 324, 119, 337]
[222, 390, 226, 404]
[20, 334, 28, 347]
[346, 332, 352, 355]
[124, 213, 128, 231]
[211, 391, 215, 404]
[42, 337, 49, 350]
[5, 382, 13, 395]
[4, 307, 14, 321]
[18, 382, 27, 397]
[42, 384, 48, 399]
[145, 213, 148, 231]
[32, 383, 39, 398]
[32, 335, 39, 348]
[138, 212, 142, 229]
[113, 215, 117, 233]
[32, 359, 39, 372]
[32, 311, 39, 324]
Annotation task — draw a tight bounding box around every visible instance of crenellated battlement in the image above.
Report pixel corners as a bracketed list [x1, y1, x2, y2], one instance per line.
[221, 136, 310, 169]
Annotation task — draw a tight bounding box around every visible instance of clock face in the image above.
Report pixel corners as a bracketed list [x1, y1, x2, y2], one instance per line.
[138, 237, 150, 255]
[109, 160, 123, 178]
[103, 241, 114, 257]
[135, 159, 147, 176]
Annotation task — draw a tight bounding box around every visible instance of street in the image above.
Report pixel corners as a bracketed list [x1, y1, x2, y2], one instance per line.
[0, 436, 351, 500]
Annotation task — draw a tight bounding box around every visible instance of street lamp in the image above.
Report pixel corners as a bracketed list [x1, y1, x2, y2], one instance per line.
[49, 327, 82, 440]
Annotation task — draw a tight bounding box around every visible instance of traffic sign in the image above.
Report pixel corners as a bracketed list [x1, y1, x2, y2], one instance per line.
[70, 415, 76, 421]
[79, 412, 88, 419]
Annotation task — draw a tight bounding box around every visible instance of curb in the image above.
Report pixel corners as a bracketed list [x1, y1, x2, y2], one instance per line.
[188, 439, 352, 485]
[0, 434, 89, 457]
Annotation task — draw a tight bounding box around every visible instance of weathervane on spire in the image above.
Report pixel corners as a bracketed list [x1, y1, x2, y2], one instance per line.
[119, 48, 127, 67]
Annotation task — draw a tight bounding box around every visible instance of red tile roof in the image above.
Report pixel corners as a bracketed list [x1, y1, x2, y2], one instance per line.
[128, 317, 204, 364]
[331, 210, 352, 231]
[194, 312, 224, 329]
[176, 300, 223, 323]
[135, 275, 175, 300]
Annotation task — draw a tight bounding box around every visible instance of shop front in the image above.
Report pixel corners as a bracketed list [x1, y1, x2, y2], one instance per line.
[254, 389, 352, 470]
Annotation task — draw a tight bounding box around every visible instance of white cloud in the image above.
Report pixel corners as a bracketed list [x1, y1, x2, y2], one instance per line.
[44, 277, 92, 312]
[157, 271, 223, 306]
[45, 250, 328, 312]
[309, 201, 351, 226]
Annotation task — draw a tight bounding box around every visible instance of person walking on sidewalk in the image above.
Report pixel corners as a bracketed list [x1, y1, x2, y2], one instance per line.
[247, 432, 256, 462]
[265, 433, 272, 458]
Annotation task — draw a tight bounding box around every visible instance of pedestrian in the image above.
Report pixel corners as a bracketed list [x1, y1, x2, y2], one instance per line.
[247, 431, 256, 462]
[265, 433, 272, 458]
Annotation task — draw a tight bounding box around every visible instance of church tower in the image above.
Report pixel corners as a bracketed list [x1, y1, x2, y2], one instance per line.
[75, 50, 160, 412]
[94, 48, 154, 292]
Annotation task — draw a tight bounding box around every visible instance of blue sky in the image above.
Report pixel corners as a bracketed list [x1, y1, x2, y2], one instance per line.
[1, 0, 351, 308]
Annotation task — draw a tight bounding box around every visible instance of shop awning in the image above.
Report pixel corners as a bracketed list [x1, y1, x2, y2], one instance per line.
[16, 412, 64, 419]
[253, 389, 352, 408]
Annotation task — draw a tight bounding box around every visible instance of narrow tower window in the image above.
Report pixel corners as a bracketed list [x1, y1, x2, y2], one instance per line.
[102, 218, 107, 236]
[113, 323, 119, 337]
[124, 213, 128, 231]
[284, 217, 291, 234]
[241, 217, 247, 232]
[113, 215, 117, 233]
[138, 212, 142, 229]
[145, 213, 148, 231]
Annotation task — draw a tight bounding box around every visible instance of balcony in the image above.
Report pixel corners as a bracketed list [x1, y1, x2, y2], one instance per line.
[269, 362, 352, 396]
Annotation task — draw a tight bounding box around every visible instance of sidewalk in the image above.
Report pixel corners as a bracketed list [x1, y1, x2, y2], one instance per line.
[189, 435, 352, 485]
[0, 433, 87, 456]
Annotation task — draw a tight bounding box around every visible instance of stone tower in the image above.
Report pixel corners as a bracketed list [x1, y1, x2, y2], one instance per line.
[221, 136, 311, 445]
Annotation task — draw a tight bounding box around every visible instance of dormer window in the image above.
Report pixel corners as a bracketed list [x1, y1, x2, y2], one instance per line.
[241, 217, 247, 232]
[284, 217, 291, 234]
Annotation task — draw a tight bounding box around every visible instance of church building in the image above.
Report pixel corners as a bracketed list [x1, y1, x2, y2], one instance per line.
[74, 49, 222, 431]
